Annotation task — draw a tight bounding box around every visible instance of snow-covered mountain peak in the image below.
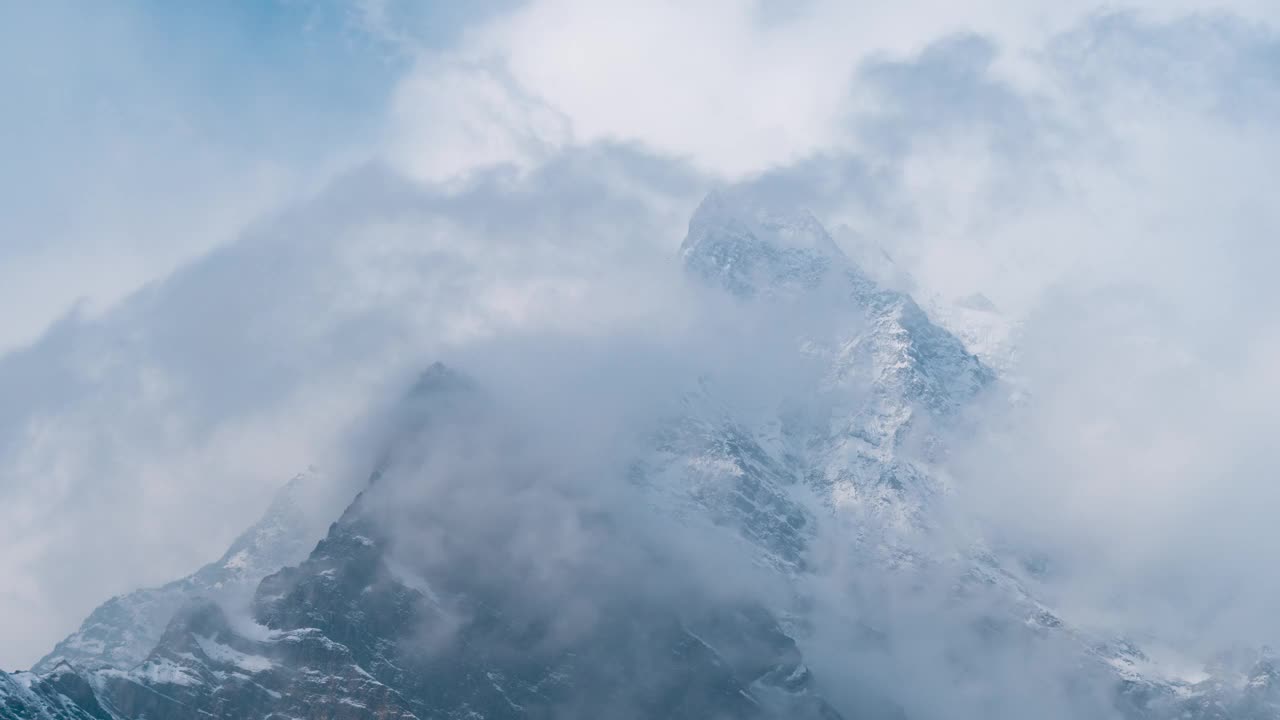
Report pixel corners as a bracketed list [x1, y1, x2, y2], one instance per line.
[678, 192, 991, 420]
[681, 190, 845, 299]
[686, 190, 840, 256]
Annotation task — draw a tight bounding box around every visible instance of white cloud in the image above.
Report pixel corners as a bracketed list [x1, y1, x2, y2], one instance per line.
[384, 0, 1280, 182]
[385, 60, 572, 183]
[0, 0, 386, 354]
[4, 0, 1280, 693]
[373, 0, 1280, 663]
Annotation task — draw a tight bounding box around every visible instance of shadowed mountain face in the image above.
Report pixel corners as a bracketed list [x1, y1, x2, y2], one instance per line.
[239, 364, 841, 720]
[62, 363, 842, 720]
[0, 664, 115, 720]
[5, 194, 1272, 720]
[4, 354, 842, 719]
[244, 492, 839, 719]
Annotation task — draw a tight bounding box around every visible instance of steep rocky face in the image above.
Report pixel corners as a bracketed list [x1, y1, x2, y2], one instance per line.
[1110, 647, 1280, 720]
[245, 493, 839, 719]
[95, 598, 420, 720]
[0, 664, 115, 720]
[235, 368, 842, 720]
[32, 469, 330, 675]
[25, 359, 841, 720]
[658, 190, 993, 570]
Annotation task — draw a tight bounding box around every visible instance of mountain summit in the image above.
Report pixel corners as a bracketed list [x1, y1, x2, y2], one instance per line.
[681, 190, 843, 299]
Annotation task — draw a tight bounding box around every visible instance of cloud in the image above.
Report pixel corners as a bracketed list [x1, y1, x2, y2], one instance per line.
[0, 0, 397, 353]
[843, 11, 1280, 660]
[384, 0, 1280, 182]
[3, 6, 1280, 717]
[0, 144, 707, 668]
[375, 2, 1280, 702]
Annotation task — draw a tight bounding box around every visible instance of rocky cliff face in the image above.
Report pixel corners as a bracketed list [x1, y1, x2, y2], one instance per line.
[0, 664, 115, 720]
[6, 356, 843, 719]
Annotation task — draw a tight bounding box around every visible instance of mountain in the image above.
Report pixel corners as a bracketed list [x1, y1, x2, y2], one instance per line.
[668, 190, 992, 558]
[37, 362, 839, 720]
[32, 468, 331, 674]
[647, 190, 1280, 719]
[6, 192, 1273, 719]
[0, 663, 115, 720]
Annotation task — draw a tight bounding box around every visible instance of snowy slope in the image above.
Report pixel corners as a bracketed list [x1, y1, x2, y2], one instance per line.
[32, 468, 330, 674]
[0, 663, 117, 720]
[662, 189, 992, 559]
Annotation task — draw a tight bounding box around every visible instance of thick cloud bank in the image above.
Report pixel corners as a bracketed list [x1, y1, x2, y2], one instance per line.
[2, 7, 1279, 717]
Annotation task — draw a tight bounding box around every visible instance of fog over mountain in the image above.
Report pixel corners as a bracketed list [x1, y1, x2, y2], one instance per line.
[3, 2, 1280, 719]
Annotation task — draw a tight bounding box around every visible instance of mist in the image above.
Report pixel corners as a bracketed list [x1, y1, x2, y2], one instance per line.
[3, 2, 1280, 719]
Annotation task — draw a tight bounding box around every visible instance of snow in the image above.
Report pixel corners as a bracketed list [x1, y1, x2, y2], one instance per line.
[195, 635, 274, 673]
[32, 468, 328, 674]
[133, 658, 201, 686]
[222, 549, 250, 571]
[17, 195, 1267, 719]
[686, 190, 840, 256]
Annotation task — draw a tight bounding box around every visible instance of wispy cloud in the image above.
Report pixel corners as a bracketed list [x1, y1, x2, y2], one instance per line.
[2, 5, 1279, 708]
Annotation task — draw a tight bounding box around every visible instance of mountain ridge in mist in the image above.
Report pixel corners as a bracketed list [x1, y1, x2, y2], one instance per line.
[5, 193, 1276, 719]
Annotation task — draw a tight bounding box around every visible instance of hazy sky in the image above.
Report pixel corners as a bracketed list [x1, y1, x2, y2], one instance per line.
[2, 0, 1279, 675]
